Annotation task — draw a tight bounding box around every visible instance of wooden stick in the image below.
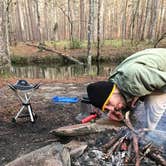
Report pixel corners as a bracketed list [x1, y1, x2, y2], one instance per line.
[124, 111, 140, 166]
[102, 128, 127, 152]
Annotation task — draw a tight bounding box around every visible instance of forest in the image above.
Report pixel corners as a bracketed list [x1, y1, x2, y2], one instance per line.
[0, 0, 166, 73]
[7, 0, 166, 42]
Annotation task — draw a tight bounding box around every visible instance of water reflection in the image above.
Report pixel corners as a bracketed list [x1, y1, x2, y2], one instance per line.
[11, 64, 115, 79]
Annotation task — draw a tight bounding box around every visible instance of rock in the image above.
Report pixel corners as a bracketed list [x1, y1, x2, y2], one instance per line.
[64, 140, 88, 158]
[5, 143, 71, 166]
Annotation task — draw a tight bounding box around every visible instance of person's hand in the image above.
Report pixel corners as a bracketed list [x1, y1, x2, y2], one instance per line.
[108, 110, 124, 121]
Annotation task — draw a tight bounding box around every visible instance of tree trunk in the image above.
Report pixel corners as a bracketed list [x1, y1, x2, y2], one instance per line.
[156, 0, 164, 39]
[0, 0, 11, 73]
[96, 0, 101, 65]
[79, 0, 84, 41]
[121, 0, 128, 45]
[34, 0, 44, 43]
[130, 0, 140, 44]
[87, 0, 93, 72]
[151, 0, 158, 41]
[140, 0, 150, 40]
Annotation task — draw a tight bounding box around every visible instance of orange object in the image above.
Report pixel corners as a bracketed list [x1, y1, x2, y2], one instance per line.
[81, 114, 97, 123]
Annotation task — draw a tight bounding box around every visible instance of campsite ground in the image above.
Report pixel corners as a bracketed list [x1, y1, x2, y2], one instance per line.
[0, 41, 166, 165]
[0, 80, 93, 165]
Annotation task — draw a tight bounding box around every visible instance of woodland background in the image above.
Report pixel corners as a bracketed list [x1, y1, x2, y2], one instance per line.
[7, 0, 166, 43]
[0, 0, 166, 72]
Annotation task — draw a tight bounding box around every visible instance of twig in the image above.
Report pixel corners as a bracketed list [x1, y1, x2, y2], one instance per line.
[124, 111, 140, 166]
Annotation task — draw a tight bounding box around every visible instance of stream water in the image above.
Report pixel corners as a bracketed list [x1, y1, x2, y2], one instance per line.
[11, 63, 115, 79]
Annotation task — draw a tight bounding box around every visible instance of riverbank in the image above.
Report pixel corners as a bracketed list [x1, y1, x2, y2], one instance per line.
[10, 41, 153, 65]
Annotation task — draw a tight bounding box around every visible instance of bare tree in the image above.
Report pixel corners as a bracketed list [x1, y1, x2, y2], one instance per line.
[79, 0, 85, 40]
[87, 0, 93, 71]
[0, 0, 11, 73]
[34, 0, 44, 43]
[140, 0, 150, 40]
[55, 1, 74, 45]
[3, 0, 166, 45]
[96, 0, 101, 75]
[121, 0, 128, 45]
[130, 0, 140, 44]
[154, 32, 166, 48]
[96, 0, 101, 63]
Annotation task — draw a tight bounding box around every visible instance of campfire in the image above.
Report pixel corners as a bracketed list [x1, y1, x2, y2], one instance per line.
[6, 111, 166, 166]
[48, 111, 166, 166]
[69, 112, 166, 166]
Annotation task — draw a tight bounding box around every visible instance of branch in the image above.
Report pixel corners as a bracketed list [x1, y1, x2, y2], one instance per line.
[154, 32, 166, 48]
[26, 43, 84, 65]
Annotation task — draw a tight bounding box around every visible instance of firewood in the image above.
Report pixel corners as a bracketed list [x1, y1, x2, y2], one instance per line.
[124, 111, 140, 166]
[50, 122, 120, 136]
[107, 134, 128, 157]
[133, 134, 140, 166]
[102, 127, 127, 152]
[139, 141, 166, 166]
[146, 152, 166, 166]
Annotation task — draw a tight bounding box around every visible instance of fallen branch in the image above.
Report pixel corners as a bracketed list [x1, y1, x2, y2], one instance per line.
[26, 43, 84, 65]
[50, 122, 120, 136]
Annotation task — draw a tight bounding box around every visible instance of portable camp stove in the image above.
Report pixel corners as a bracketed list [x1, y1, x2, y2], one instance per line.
[8, 80, 41, 123]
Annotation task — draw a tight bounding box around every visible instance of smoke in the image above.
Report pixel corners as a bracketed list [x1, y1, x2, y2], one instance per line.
[130, 100, 166, 146]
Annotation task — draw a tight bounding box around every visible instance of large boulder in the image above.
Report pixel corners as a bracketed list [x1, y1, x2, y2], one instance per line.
[5, 143, 71, 166]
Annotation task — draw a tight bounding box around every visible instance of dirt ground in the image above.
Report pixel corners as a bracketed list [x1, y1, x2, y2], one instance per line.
[0, 80, 93, 166]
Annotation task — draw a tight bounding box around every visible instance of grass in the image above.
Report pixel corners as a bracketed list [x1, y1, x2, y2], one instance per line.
[46, 39, 153, 50]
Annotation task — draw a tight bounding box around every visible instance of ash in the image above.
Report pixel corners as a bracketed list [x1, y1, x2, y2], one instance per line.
[71, 129, 166, 166]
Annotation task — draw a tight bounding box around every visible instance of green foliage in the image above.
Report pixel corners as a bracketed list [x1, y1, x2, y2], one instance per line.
[70, 39, 82, 49]
[103, 39, 131, 48]
[46, 40, 87, 49]
[46, 40, 70, 49]
[11, 56, 28, 65]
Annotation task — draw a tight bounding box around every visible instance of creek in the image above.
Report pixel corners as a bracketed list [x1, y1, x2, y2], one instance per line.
[11, 63, 115, 79]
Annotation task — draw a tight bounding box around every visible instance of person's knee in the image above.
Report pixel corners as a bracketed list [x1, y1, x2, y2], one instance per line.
[144, 94, 166, 129]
